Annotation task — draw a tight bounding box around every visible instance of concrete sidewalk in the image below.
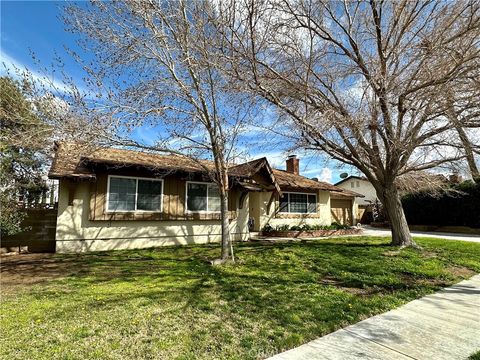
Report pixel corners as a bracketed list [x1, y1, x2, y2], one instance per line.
[361, 226, 480, 243]
[268, 275, 480, 360]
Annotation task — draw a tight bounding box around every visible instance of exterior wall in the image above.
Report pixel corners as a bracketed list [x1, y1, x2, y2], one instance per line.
[330, 198, 354, 225]
[250, 190, 331, 231]
[352, 197, 359, 225]
[89, 172, 238, 221]
[55, 179, 249, 253]
[337, 178, 377, 206]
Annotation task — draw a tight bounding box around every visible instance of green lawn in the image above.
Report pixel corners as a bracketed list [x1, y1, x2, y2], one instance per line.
[1, 236, 479, 360]
[470, 350, 480, 360]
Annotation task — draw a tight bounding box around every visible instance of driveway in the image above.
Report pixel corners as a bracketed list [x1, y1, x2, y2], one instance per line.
[268, 275, 480, 360]
[361, 226, 480, 243]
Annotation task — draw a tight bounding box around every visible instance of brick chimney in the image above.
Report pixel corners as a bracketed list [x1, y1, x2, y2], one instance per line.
[286, 155, 299, 175]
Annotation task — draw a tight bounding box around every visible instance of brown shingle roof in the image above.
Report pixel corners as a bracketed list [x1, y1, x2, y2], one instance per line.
[49, 142, 355, 195]
[272, 169, 340, 192]
[48, 142, 213, 179]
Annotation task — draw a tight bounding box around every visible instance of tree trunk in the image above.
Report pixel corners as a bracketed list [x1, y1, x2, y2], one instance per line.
[219, 188, 231, 260]
[454, 124, 479, 180]
[382, 185, 415, 247]
[446, 98, 479, 181]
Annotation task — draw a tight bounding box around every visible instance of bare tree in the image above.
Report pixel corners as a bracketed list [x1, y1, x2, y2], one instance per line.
[444, 68, 480, 180]
[220, 0, 480, 246]
[62, 0, 255, 261]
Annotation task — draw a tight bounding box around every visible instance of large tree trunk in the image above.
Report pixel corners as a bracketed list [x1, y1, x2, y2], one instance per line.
[381, 185, 415, 247]
[219, 186, 231, 260]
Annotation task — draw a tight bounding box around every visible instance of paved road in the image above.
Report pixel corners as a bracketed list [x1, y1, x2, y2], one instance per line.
[360, 226, 480, 243]
[268, 275, 480, 360]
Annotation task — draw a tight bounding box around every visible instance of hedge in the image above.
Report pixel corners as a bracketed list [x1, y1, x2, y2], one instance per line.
[401, 181, 480, 228]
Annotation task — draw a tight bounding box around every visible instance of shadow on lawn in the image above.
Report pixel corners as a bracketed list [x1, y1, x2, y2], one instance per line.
[5, 238, 477, 359]
[27, 241, 444, 302]
[2, 239, 446, 296]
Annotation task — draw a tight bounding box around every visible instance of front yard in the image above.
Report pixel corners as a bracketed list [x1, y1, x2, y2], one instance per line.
[1, 236, 479, 360]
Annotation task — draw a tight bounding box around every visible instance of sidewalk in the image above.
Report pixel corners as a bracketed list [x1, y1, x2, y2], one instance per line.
[268, 275, 480, 360]
[250, 227, 480, 244]
[361, 226, 480, 243]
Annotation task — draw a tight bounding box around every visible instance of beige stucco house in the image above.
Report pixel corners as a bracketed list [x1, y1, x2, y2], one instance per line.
[49, 143, 361, 253]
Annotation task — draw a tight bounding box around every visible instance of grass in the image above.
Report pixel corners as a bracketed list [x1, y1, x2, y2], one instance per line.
[1, 236, 479, 360]
[470, 351, 480, 360]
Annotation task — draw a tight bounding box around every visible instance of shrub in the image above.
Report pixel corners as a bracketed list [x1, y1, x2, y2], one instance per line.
[402, 181, 480, 228]
[263, 223, 352, 232]
[275, 224, 290, 231]
[262, 223, 274, 233]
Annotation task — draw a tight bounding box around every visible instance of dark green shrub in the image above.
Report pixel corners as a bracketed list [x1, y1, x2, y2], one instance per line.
[262, 223, 274, 233]
[402, 181, 480, 228]
[265, 223, 352, 232]
[300, 224, 314, 231]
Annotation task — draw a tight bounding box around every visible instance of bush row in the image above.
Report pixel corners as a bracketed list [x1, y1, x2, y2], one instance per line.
[262, 222, 351, 233]
[401, 180, 480, 228]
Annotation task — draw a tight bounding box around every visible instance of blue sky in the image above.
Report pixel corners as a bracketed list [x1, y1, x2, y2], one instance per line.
[1, 0, 357, 183]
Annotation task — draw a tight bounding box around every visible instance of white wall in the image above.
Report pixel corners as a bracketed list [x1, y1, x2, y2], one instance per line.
[337, 178, 377, 206]
[55, 180, 249, 253]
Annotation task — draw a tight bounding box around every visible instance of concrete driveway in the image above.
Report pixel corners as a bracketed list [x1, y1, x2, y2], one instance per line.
[361, 226, 480, 243]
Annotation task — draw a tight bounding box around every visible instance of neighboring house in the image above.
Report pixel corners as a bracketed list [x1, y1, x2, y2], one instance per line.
[49, 143, 362, 253]
[335, 176, 377, 223]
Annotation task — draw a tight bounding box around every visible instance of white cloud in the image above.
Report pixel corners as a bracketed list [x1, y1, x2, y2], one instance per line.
[1, 51, 88, 96]
[317, 167, 333, 183]
[249, 150, 286, 168]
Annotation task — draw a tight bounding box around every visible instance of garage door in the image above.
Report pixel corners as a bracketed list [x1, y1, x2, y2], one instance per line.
[330, 199, 353, 225]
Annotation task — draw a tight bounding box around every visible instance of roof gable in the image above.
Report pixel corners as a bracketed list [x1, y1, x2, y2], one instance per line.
[334, 175, 369, 186]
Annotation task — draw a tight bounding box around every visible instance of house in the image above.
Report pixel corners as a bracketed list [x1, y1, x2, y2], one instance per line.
[335, 175, 378, 223]
[48, 143, 362, 253]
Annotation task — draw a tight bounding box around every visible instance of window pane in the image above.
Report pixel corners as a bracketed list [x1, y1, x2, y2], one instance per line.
[307, 194, 316, 213]
[187, 183, 207, 211]
[108, 177, 136, 211]
[137, 180, 162, 211]
[279, 194, 289, 212]
[207, 185, 221, 212]
[289, 193, 308, 213]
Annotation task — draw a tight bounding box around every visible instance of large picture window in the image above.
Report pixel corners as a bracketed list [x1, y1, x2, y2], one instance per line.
[279, 192, 317, 214]
[186, 182, 221, 212]
[107, 176, 163, 212]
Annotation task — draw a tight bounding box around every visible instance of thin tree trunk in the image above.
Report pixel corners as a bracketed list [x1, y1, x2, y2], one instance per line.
[381, 185, 415, 247]
[453, 123, 479, 180]
[218, 167, 232, 260]
[446, 98, 479, 180]
[220, 188, 231, 260]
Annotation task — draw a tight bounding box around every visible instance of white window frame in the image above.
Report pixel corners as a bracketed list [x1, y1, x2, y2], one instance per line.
[279, 191, 317, 214]
[106, 175, 164, 213]
[185, 181, 221, 214]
